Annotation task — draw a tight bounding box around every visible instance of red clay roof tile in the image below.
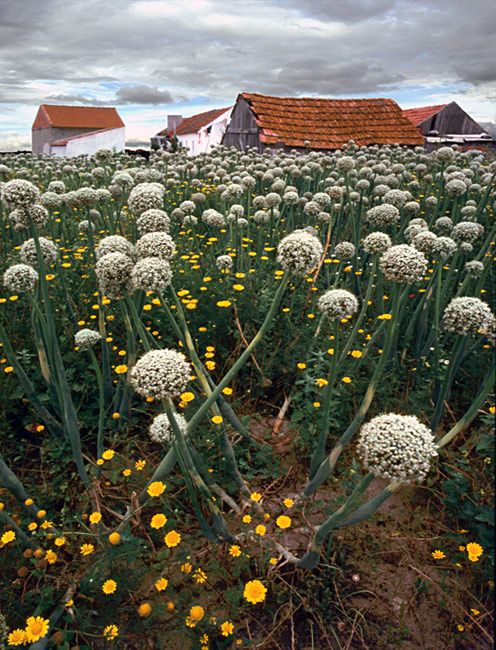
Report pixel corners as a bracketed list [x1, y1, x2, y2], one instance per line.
[241, 93, 424, 148]
[32, 105, 124, 130]
[157, 107, 231, 137]
[402, 104, 448, 126]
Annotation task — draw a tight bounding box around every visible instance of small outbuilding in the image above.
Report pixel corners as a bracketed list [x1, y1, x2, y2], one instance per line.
[32, 105, 125, 156]
[402, 101, 494, 152]
[221, 93, 424, 152]
[151, 107, 232, 155]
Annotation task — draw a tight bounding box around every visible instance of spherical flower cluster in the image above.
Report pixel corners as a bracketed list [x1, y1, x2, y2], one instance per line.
[75, 329, 102, 350]
[363, 232, 391, 254]
[435, 146, 456, 163]
[128, 183, 164, 215]
[357, 413, 438, 483]
[277, 230, 323, 276]
[317, 289, 359, 321]
[433, 236, 457, 260]
[149, 412, 187, 443]
[76, 187, 97, 207]
[383, 189, 409, 208]
[453, 221, 483, 243]
[95, 252, 134, 299]
[20, 237, 58, 268]
[442, 297, 495, 338]
[282, 190, 300, 205]
[130, 349, 192, 400]
[265, 192, 282, 208]
[135, 232, 175, 261]
[95, 235, 134, 260]
[216, 255, 233, 271]
[446, 179, 467, 196]
[131, 257, 172, 292]
[10, 204, 49, 230]
[303, 200, 321, 217]
[333, 241, 356, 261]
[2, 179, 40, 207]
[336, 155, 355, 173]
[253, 209, 270, 224]
[40, 191, 63, 210]
[412, 230, 438, 254]
[3, 264, 39, 293]
[365, 204, 400, 227]
[434, 216, 453, 234]
[179, 200, 196, 214]
[465, 260, 484, 278]
[202, 208, 225, 227]
[379, 245, 428, 284]
[78, 220, 95, 234]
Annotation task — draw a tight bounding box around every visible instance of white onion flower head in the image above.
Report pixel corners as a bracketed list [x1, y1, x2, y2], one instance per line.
[382, 189, 409, 209]
[453, 221, 483, 243]
[130, 349, 192, 400]
[95, 235, 134, 260]
[135, 232, 175, 261]
[435, 147, 456, 163]
[446, 179, 467, 196]
[20, 237, 58, 268]
[317, 289, 359, 321]
[412, 231, 438, 254]
[2, 179, 40, 208]
[95, 252, 134, 299]
[128, 183, 164, 215]
[357, 413, 438, 484]
[363, 232, 391, 254]
[434, 216, 452, 234]
[442, 297, 495, 338]
[131, 257, 172, 292]
[336, 155, 355, 173]
[277, 230, 323, 276]
[379, 245, 427, 283]
[333, 241, 355, 261]
[216, 255, 233, 271]
[75, 329, 102, 351]
[137, 209, 170, 234]
[149, 412, 187, 444]
[433, 236, 457, 260]
[365, 204, 400, 227]
[3, 264, 39, 293]
[465, 260, 484, 278]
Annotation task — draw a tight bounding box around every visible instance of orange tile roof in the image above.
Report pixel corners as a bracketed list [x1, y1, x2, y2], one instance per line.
[32, 105, 124, 130]
[157, 107, 231, 136]
[240, 93, 424, 149]
[402, 104, 448, 126]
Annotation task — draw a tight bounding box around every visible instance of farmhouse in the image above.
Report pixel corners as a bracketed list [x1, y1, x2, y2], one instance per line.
[222, 93, 423, 152]
[151, 107, 232, 155]
[32, 105, 125, 156]
[402, 101, 494, 152]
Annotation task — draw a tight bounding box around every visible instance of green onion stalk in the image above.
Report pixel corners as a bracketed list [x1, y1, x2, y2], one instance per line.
[27, 212, 89, 486]
[297, 472, 375, 569]
[297, 283, 405, 500]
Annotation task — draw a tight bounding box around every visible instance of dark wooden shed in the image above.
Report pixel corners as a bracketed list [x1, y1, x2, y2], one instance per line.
[222, 93, 424, 152]
[402, 101, 494, 152]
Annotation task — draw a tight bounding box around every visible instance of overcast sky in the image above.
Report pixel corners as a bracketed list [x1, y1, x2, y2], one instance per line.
[1, 0, 495, 150]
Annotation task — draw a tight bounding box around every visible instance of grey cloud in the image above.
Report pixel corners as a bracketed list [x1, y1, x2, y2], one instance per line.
[282, 0, 397, 22]
[116, 85, 175, 105]
[265, 60, 404, 96]
[453, 62, 496, 85]
[45, 93, 111, 106]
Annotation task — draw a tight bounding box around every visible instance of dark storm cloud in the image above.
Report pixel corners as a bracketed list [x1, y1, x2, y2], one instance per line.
[115, 85, 175, 105]
[0, 0, 494, 139]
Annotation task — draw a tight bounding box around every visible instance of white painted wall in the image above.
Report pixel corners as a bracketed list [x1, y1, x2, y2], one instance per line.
[50, 127, 126, 157]
[178, 109, 232, 156]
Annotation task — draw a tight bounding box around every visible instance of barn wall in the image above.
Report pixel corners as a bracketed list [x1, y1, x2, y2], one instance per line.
[418, 102, 485, 136]
[221, 96, 261, 151]
[50, 127, 126, 157]
[32, 127, 94, 154]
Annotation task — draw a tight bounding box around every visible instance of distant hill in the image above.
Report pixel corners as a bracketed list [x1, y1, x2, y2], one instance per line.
[479, 121, 496, 138]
